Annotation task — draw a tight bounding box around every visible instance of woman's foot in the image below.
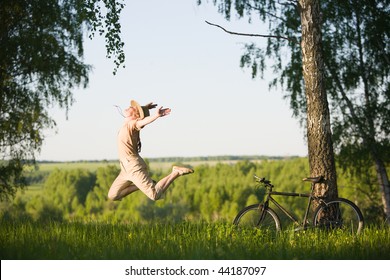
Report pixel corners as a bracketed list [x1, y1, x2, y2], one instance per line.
[172, 166, 194, 176]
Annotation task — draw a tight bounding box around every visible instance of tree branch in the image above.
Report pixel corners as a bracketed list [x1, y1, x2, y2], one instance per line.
[205, 21, 298, 43]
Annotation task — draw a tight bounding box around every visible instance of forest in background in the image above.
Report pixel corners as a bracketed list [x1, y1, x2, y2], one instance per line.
[0, 156, 384, 225]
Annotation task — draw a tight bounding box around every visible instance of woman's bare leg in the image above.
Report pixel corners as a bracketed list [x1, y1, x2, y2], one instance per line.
[154, 166, 194, 199]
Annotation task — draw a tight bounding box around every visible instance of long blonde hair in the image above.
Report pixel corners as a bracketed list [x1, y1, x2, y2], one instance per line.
[127, 106, 142, 152]
[114, 105, 142, 152]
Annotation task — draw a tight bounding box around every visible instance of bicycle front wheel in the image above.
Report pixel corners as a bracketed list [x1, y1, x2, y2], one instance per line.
[233, 204, 281, 232]
[313, 198, 364, 235]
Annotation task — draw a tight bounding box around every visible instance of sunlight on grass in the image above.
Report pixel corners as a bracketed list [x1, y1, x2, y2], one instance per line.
[1, 220, 389, 260]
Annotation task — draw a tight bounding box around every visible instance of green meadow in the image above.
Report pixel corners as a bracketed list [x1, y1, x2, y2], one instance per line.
[1, 157, 389, 260]
[1, 220, 389, 259]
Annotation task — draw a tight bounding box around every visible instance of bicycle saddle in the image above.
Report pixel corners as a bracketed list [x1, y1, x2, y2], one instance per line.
[302, 176, 324, 183]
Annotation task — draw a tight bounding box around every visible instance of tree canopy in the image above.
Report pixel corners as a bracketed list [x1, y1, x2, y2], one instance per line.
[0, 0, 125, 200]
[198, 0, 390, 220]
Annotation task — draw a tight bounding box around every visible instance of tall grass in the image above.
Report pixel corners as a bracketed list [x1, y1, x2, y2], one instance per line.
[1, 220, 389, 260]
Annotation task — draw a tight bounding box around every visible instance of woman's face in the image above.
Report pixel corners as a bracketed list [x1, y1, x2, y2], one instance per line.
[124, 106, 140, 119]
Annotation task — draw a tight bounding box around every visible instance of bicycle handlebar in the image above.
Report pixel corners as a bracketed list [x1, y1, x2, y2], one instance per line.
[253, 175, 271, 185]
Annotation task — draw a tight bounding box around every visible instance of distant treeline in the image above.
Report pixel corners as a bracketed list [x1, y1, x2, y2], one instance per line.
[1, 157, 383, 225]
[146, 155, 298, 162]
[37, 155, 300, 164]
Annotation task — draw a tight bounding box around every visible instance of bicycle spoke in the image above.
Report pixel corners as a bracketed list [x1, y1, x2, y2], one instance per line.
[313, 199, 364, 235]
[234, 204, 281, 233]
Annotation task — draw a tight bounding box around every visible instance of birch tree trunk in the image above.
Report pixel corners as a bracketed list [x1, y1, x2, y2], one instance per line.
[373, 155, 390, 223]
[299, 0, 338, 202]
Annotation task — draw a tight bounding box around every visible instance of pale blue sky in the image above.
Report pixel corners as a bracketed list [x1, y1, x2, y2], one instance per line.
[37, 0, 307, 161]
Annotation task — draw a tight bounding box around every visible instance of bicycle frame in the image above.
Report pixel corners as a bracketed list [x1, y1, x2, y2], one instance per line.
[263, 183, 325, 228]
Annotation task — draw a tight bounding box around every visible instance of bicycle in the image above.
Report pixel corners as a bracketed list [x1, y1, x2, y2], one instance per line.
[233, 175, 364, 235]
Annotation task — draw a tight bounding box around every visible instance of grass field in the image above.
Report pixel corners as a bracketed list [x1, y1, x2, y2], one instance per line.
[6, 159, 388, 260]
[1, 220, 389, 260]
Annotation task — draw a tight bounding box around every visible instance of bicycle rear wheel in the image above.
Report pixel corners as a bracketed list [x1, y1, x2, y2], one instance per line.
[313, 198, 364, 235]
[233, 204, 281, 232]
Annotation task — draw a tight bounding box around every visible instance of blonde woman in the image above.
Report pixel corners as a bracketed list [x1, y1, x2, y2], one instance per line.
[108, 100, 193, 201]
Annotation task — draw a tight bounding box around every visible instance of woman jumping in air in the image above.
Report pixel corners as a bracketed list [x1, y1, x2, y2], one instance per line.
[108, 100, 194, 201]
